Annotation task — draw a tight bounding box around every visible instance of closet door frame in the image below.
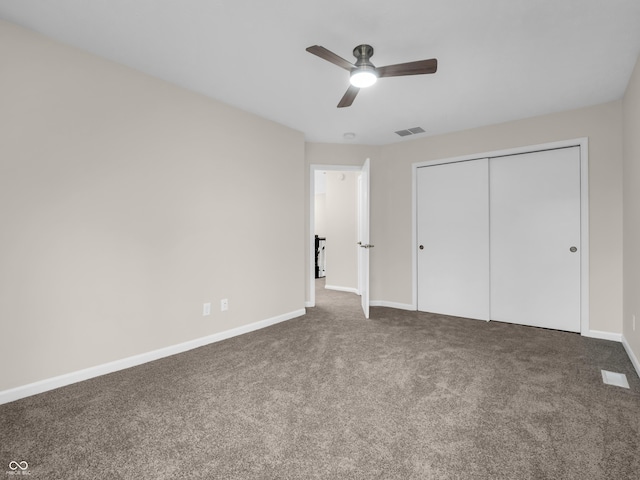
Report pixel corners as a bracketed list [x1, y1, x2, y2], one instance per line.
[411, 137, 590, 336]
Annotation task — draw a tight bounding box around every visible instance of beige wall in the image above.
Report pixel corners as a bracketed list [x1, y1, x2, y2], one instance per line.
[372, 101, 624, 334]
[0, 21, 305, 392]
[324, 171, 358, 291]
[623, 54, 640, 366]
[314, 194, 327, 237]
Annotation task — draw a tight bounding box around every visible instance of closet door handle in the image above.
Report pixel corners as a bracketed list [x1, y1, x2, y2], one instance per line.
[419, 245, 424, 250]
[570, 246, 577, 253]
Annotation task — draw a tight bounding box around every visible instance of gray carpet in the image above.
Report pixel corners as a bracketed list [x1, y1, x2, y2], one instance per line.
[2, 279, 639, 479]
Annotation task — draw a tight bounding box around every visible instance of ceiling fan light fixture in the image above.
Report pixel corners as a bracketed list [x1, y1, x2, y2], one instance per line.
[350, 67, 378, 88]
[306, 44, 437, 107]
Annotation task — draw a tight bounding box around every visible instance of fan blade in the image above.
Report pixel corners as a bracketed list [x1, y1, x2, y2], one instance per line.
[306, 45, 354, 71]
[376, 58, 438, 78]
[337, 85, 359, 108]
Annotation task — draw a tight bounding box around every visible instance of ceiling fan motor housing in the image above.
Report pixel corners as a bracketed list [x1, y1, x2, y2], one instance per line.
[350, 44, 378, 88]
[353, 44, 375, 68]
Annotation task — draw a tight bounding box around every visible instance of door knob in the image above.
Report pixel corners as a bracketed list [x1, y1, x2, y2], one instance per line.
[570, 246, 577, 253]
[419, 245, 424, 250]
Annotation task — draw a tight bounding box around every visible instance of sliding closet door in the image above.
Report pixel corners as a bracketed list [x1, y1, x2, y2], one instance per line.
[417, 159, 490, 320]
[490, 147, 581, 332]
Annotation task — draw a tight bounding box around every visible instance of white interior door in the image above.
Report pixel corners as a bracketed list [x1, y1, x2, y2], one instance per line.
[358, 159, 371, 318]
[490, 147, 581, 332]
[417, 159, 491, 320]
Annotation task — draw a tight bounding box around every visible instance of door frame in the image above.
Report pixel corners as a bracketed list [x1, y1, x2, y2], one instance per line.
[309, 163, 366, 308]
[358, 158, 371, 318]
[411, 137, 591, 336]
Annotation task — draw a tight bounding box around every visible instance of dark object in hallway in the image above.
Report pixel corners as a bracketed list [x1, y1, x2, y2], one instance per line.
[315, 234, 326, 278]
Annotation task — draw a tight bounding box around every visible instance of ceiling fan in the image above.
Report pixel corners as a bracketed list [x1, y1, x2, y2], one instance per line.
[306, 44, 438, 108]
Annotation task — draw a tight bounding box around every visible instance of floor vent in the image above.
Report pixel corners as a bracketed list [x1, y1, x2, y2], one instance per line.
[601, 370, 629, 389]
[395, 126, 425, 137]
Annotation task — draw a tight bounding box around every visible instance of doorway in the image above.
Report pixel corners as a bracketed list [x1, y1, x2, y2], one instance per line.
[309, 162, 370, 316]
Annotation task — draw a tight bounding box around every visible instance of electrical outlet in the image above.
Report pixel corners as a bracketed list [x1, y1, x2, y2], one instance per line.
[221, 299, 228, 312]
[203, 302, 211, 316]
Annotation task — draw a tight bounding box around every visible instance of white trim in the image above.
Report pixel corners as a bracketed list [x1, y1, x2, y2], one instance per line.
[411, 161, 418, 309]
[578, 140, 590, 336]
[411, 138, 590, 169]
[622, 335, 640, 380]
[309, 164, 364, 309]
[583, 330, 622, 342]
[0, 308, 305, 406]
[325, 285, 359, 294]
[370, 300, 416, 311]
[412, 138, 590, 336]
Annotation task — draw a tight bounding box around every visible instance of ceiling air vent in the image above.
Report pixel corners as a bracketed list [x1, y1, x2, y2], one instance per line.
[395, 126, 425, 137]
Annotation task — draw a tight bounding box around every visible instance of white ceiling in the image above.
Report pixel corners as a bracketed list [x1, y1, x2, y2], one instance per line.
[1, 0, 640, 145]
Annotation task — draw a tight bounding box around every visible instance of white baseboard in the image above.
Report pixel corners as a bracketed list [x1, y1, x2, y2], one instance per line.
[583, 329, 623, 342]
[324, 285, 359, 294]
[622, 334, 640, 380]
[0, 308, 306, 406]
[369, 300, 416, 311]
